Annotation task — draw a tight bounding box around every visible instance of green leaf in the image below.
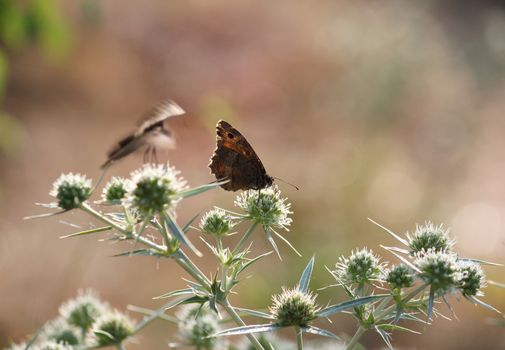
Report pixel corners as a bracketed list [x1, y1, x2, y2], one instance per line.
[318, 294, 388, 317]
[465, 295, 502, 314]
[153, 288, 195, 300]
[297, 256, 315, 293]
[235, 251, 273, 276]
[112, 249, 164, 258]
[233, 307, 275, 320]
[213, 324, 281, 337]
[178, 180, 229, 198]
[182, 212, 201, 233]
[375, 326, 393, 350]
[368, 218, 408, 246]
[132, 299, 183, 334]
[459, 258, 503, 267]
[271, 228, 301, 257]
[127, 304, 178, 323]
[376, 323, 421, 334]
[302, 325, 341, 340]
[380, 245, 420, 272]
[163, 212, 202, 257]
[59, 225, 112, 238]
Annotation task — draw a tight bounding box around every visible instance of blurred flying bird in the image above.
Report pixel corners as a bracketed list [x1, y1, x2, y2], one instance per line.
[101, 100, 185, 169]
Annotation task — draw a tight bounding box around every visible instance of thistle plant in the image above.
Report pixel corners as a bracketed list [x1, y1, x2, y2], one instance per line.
[15, 163, 503, 350]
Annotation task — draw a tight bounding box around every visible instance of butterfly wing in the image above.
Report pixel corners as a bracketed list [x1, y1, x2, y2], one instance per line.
[135, 100, 185, 136]
[209, 120, 271, 191]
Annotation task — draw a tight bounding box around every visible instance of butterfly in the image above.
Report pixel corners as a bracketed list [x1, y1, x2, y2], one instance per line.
[209, 120, 274, 191]
[101, 100, 185, 169]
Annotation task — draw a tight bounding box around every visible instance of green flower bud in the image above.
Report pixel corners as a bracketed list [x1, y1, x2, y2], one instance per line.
[50, 173, 92, 210]
[89, 311, 134, 346]
[458, 261, 485, 297]
[385, 264, 414, 290]
[176, 305, 221, 349]
[102, 177, 130, 202]
[269, 287, 319, 327]
[59, 290, 107, 332]
[43, 318, 80, 346]
[200, 209, 233, 237]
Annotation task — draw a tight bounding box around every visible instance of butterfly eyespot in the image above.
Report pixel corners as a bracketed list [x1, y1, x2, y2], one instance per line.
[227, 132, 235, 139]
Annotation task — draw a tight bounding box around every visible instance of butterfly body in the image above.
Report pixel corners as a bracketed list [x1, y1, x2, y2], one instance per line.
[209, 120, 273, 191]
[102, 100, 184, 168]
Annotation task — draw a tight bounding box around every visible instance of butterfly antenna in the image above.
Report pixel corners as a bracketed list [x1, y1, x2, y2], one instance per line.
[273, 176, 299, 191]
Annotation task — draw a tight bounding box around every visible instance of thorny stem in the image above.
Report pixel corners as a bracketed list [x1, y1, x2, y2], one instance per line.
[80, 202, 265, 350]
[220, 299, 265, 350]
[345, 325, 366, 350]
[233, 221, 258, 254]
[296, 326, 303, 350]
[344, 284, 428, 350]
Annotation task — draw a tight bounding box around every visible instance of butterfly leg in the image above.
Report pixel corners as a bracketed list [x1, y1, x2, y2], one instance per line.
[256, 189, 261, 206]
[143, 145, 151, 163]
[152, 146, 158, 164]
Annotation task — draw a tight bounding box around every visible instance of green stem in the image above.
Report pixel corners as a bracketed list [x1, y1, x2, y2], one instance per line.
[80, 203, 263, 350]
[233, 221, 258, 254]
[220, 299, 265, 350]
[173, 249, 212, 290]
[296, 326, 303, 350]
[345, 326, 366, 350]
[115, 343, 125, 350]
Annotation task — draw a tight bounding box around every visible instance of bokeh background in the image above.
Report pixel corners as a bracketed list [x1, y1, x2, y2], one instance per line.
[1, 0, 505, 349]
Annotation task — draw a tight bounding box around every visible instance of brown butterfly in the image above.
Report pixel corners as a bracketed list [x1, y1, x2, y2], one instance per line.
[101, 100, 185, 169]
[209, 120, 274, 191]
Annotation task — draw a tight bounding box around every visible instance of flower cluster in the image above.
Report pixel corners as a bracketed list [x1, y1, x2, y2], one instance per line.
[407, 222, 454, 255]
[126, 163, 187, 218]
[176, 305, 223, 349]
[6, 291, 134, 350]
[269, 287, 320, 327]
[335, 248, 384, 286]
[101, 176, 130, 202]
[385, 264, 414, 290]
[235, 186, 292, 230]
[200, 208, 234, 237]
[50, 173, 92, 210]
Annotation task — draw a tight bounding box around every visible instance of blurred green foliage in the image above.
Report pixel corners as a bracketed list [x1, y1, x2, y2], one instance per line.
[0, 0, 70, 154]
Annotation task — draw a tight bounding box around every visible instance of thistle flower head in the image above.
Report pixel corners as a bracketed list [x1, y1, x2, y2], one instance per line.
[415, 250, 461, 294]
[126, 163, 187, 218]
[59, 290, 108, 332]
[4, 342, 28, 350]
[42, 318, 80, 346]
[457, 261, 486, 297]
[101, 177, 130, 202]
[269, 287, 319, 327]
[335, 248, 384, 285]
[50, 173, 92, 210]
[176, 305, 221, 349]
[35, 341, 74, 350]
[199, 208, 234, 237]
[235, 186, 292, 230]
[407, 222, 454, 255]
[385, 264, 414, 290]
[88, 311, 134, 347]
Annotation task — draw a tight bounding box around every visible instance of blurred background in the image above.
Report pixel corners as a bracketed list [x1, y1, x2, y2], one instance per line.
[1, 0, 505, 349]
